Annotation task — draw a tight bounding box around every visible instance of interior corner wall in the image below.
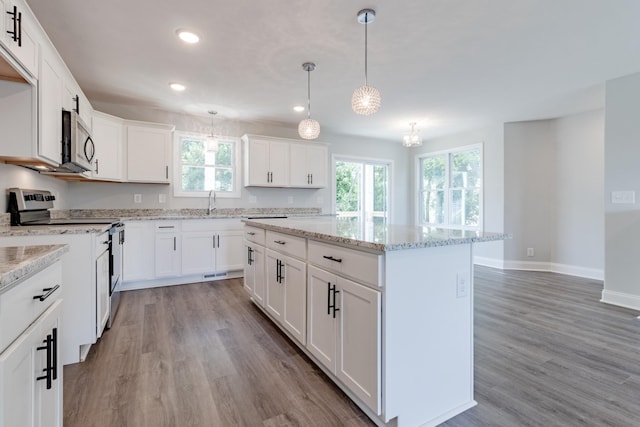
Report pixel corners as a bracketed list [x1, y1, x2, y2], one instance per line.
[603, 72, 640, 310]
[410, 126, 505, 264]
[503, 120, 556, 267]
[553, 110, 604, 278]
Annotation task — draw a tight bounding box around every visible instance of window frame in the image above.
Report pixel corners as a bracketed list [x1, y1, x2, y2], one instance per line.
[416, 143, 483, 231]
[172, 131, 242, 198]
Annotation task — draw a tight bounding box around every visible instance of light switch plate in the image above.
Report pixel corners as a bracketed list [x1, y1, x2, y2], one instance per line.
[158, 194, 166, 203]
[134, 194, 142, 203]
[611, 190, 635, 204]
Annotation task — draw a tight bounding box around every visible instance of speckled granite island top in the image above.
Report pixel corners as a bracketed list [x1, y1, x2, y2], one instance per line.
[0, 245, 69, 293]
[243, 217, 509, 252]
[0, 223, 112, 237]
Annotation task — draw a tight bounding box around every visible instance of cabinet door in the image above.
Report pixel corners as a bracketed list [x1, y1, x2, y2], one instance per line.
[265, 250, 284, 321]
[243, 243, 254, 295]
[337, 277, 381, 414]
[252, 244, 265, 306]
[282, 256, 306, 344]
[289, 143, 308, 187]
[307, 265, 336, 371]
[3, 0, 38, 77]
[215, 229, 244, 272]
[38, 47, 63, 164]
[95, 249, 110, 339]
[181, 232, 215, 275]
[123, 221, 155, 282]
[155, 233, 181, 278]
[91, 113, 123, 181]
[126, 126, 171, 182]
[306, 145, 327, 188]
[34, 301, 63, 427]
[268, 141, 290, 186]
[245, 139, 270, 186]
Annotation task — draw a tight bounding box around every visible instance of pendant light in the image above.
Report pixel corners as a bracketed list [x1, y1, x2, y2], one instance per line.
[298, 62, 321, 140]
[403, 122, 423, 147]
[206, 110, 218, 152]
[352, 9, 381, 116]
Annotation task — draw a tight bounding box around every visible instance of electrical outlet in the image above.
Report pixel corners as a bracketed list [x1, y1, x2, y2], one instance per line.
[134, 194, 142, 204]
[158, 194, 166, 203]
[527, 248, 534, 257]
[249, 195, 257, 203]
[288, 196, 294, 204]
[456, 273, 468, 298]
[611, 190, 635, 204]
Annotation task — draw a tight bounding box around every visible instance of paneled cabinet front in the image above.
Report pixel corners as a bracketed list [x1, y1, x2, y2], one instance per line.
[244, 138, 290, 187]
[126, 125, 172, 183]
[90, 111, 123, 181]
[1, 0, 38, 77]
[265, 249, 306, 345]
[154, 222, 181, 278]
[289, 143, 327, 188]
[244, 241, 265, 305]
[38, 45, 64, 165]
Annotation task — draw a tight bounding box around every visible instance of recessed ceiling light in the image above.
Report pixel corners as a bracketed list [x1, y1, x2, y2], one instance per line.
[293, 105, 305, 112]
[177, 30, 199, 44]
[169, 83, 186, 91]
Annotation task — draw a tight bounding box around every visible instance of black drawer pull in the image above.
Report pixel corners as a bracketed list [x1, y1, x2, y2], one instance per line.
[247, 232, 256, 236]
[158, 225, 174, 229]
[274, 240, 286, 245]
[33, 285, 60, 302]
[322, 255, 343, 263]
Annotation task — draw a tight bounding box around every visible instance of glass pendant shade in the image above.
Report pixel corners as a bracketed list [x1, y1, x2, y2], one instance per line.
[206, 110, 218, 152]
[352, 84, 381, 116]
[298, 118, 321, 140]
[402, 122, 422, 147]
[298, 62, 320, 140]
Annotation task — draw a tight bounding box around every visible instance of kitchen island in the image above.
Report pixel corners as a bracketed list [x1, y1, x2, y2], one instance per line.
[242, 217, 507, 427]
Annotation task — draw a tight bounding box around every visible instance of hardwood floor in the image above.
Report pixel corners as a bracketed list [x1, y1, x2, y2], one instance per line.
[64, 267, 640, 427]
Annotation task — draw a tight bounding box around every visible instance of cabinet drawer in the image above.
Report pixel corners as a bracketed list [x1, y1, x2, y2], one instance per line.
[308, 240, 382, 287]
[266, 230, 306, 259]
[244, 226, 265, 246]
[155, 221, 181, 232]
[0, 260, 62, 353]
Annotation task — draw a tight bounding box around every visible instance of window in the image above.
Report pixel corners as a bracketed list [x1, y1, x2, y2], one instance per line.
[418, 145, 482, 230]
[174, 133, 241, 197]
[334, 157, 390, 224]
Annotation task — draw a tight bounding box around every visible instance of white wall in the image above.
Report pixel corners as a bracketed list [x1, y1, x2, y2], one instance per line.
[410, 125, 505, 263]
[0, 163, 70, 213]
[554, 110, 604, 277]
[65, 102, 410, 221]
[603, 72, 640, 310]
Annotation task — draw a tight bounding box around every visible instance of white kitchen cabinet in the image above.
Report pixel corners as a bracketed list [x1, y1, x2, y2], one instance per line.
[243, 136, 290, 187]
[290, 143, 328, 188]
[122, 221, 155, 282]
[1, 0, 38, 78]
[215, 229, 244, 272]
[181, 221, 244, 275]
[95, 232, 110, 339]
[126, 123, 173, 183]
[265, 249, 306, 344]
[181, 231, 216, 275]
[154, 222, 181, 278]
[244, 241, 265, 304]
[38, 45, 63, 165]
[307, 265, 381, 414]
[0, 299, 62, 427]
[91, 111, 124, 181]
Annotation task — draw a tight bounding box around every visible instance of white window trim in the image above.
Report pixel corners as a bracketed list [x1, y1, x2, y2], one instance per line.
[332, 154, 394, 224]
[172, 131, 242, 198]
[415, 143, 483, 231]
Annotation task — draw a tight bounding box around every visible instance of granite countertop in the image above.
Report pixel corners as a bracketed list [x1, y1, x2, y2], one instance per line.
[0, 244, 69, 294]
[243, 217, 509, 252]
[0, 223, 112, 237]
[63, 207, 322, 221]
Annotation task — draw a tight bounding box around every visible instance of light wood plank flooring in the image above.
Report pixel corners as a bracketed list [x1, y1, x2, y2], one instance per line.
[64, 267, 640, 426]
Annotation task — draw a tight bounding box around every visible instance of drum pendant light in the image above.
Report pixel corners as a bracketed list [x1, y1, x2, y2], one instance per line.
[298, 62, 321, 140]
[352, 9, 381, 116]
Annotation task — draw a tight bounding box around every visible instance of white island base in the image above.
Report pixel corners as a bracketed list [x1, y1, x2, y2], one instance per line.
[242, 218, 502, 427]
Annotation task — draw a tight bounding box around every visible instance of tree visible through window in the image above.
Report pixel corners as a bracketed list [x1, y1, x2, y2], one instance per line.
[419, 145, 482, 230]
[178, 135, 236, 193]
[335, 159, 389, 224]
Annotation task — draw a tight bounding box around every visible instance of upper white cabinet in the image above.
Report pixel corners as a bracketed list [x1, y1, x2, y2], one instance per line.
[243, 136, 290, 187]
[290, 143, 327, 188]
[91, 111, 123, 181]
[1, 0, 38, 77]
[38, 45, 63, 164]
[126, 123, 173, 183]
[242, 134, 328, 188]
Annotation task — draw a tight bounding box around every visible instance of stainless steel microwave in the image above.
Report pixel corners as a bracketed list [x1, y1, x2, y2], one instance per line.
[61, 109, 95, 172]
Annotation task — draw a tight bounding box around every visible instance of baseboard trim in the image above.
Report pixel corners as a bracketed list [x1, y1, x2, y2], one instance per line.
[601, 290, 640, 311]
[473, 258, 604, 281]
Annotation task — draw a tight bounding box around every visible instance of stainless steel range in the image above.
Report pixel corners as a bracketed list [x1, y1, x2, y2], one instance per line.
[7, 188, 125, 328]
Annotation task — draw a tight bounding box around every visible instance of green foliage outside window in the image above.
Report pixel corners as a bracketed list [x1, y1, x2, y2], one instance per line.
[180, 137, 234, 192]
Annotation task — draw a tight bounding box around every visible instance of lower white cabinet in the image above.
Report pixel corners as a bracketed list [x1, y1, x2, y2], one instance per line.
[95, 232, 110, 339]
[0, 299, 63, 427]
[182, 229, 244, 276]
[243, 241, 265, 305]
[155, 222, 181, 278]
[307, 265, 381, 414]
[265, 249, 306, 345]
[122, 221, 155, 282]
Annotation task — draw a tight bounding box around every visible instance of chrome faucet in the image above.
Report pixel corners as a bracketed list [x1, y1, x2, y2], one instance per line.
[208, 189, 216, 215]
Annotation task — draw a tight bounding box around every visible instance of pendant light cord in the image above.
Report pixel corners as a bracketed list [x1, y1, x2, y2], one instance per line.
[364, 11, 368, 86]
[307, 69, 312, 119]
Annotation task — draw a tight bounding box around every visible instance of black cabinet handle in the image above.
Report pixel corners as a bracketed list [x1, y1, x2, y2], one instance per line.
[166, 165, 169, 179]
[6, 6, 18, 43]
[332, 287, 340, 319]
[247, 247, 254, 265]
[173, 236, 176, 251]
[33, 285, 60, 302]
[158, 225, 174, 229]
[16, 10, 22, 47]
[73, 95, 80, 114]
[94, 158, 99, 174]
[322, 255, 343, 263]
[217, 235, 220, 248]
[36, 333, 53, 390]
[247, 231, 256, 236]
[276, 259, 284, 283]
[327, 282, 331, 315]
[274, 240, 286, 245]
[52, 328, 58, 380]
[328, 284, 341, 318]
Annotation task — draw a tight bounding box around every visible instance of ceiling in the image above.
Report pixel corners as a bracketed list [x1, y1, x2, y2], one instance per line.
[26, 0, 640, 142]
